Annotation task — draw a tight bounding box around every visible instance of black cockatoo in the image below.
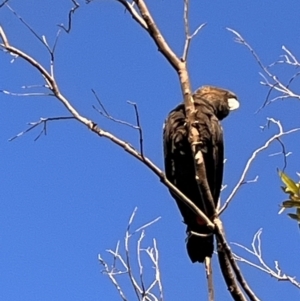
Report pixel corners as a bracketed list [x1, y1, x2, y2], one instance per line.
[163, 86, 239, 263]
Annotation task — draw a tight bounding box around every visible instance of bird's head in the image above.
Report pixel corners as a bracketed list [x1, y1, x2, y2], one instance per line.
[194, 86, 240, 120]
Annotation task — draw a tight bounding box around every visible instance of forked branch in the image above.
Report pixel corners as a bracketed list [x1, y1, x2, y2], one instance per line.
[0, 25, 214, 234]
[58, 0, 80, 33]
[215, 220, 260, 301]
[1, 5, 257, 301]
[220, 118, 300, 214]
[227, 28, 300, 109]
[232, 229, 300, 290]
[98, 208, 163, 301]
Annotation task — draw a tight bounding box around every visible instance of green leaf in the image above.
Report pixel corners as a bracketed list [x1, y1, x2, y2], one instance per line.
[278, 170, 299, 195]
[291, 194, 300, 201]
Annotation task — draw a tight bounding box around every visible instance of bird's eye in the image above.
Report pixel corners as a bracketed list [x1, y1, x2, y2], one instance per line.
[227, 97, 240, 110]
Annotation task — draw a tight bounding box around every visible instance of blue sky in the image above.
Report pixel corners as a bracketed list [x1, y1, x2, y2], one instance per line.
[1, 0, 300, 300]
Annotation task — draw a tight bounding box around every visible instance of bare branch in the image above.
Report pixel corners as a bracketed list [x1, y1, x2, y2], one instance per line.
[0, 26, 9, 46]
[220, 118, 300, 214]
[125, 208, 151, 299]
[6, 5, 54, 55]
[1, 9, 217, 288]
[0, 0, 9, 8]
[105, 2, 217, 239]
[98, 209, 163, 301]
[9, 116, 75, 141]
[215, 219, 261, 301]
[131, 0, 181, 71]
[233, 229, 300, 290]
[182, 0, 206, 61]
[204, 257, 214, 301]
[227, 27, 300, 109]
[281, 46, 300, 66]
[58, 0, 80, 33]
[183, 0, 189, 38]
[91, 91, 145, 158]
[108, 3, 212, 230]
[127, 101, 144, 157]
[116, 0, 148, 30]
[111, 0, 197, 136]
[1, 7, 261, 301]
[92, 90, 139, 130]
[242, 175, 259, 185]
[152, 239, 163, 301]
[270, 138, 289, 172]
[0, 29, 94, 128]
[217, 236, 248, 301]
[5, 4, 61, 77]
[137, 231, 146, 297]
[134, 217, 161, 234]
[1, 90, 52, 97]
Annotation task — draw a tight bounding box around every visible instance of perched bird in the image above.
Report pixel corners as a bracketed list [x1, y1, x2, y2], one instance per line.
[163, 86, 239, 263]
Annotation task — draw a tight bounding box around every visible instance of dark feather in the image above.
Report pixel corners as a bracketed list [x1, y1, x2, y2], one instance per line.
[163, 86, 239, 263]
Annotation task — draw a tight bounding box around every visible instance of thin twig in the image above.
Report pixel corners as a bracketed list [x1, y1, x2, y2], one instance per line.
[182, 0, 190, 61]
[6, 5, 53, 55]
[5, 5, 60, 77]
[98, 209, 163, 300]
[137, 231, 146, 298]
[58, 0, 79, 33]
[227, 27, 300, 109]
[0, 26, 9, 46]
[275, 138, 288, 172]
[98, 254, 129, 301]
[1, 11, 254, 301]
[204, 257, 214, 301]
[106, 2, 215, 237]
[217, 236, 248, 301]
[0, 0, 9, 8]
[9, 116, 75, 141]
[127, 101, 144, 157]
[92, 90, 138, 129]
[220, 118, 300, 214]
[128, 0, 181, 70]
[1, 90, 53, 97]
[215, 220, 261, 301]
[113, 0, 148, 30]
[125, 208, 143, 300]
[182, 0, 206, 61]
[232, 229, 300, 290]
[134, 217, 161, 234]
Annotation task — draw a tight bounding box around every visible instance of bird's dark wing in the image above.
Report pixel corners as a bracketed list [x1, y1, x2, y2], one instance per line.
[163, 101, 224, 263]
[193, 102, 224, 207]
[163, 104, 202, 223]
[163, 85, 239, 263]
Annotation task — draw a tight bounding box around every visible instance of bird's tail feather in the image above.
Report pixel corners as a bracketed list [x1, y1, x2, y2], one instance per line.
[186, 230, 214, 263]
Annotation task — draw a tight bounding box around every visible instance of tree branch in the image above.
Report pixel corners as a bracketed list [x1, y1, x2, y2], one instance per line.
[98, 208, 163, 301]
[217, 237, 247, 301]
[182, 0, 206, 61]
[58, 0, 79, 33]
[0, 0, 9, 8]
[233, 229, 300, 290]
[215, 220, 261, 301]
[1, 7, 253, 301]
[0, 25, 214, 234]
[9, 116, 75, 141]
[220, 118, 300, 214]
[227, 27, 300, 109]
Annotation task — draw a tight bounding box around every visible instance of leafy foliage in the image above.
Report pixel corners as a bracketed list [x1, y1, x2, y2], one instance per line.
[278, 170, 300, 223]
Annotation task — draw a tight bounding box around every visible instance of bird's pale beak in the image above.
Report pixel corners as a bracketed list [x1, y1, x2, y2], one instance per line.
[228, 97, 240, 110]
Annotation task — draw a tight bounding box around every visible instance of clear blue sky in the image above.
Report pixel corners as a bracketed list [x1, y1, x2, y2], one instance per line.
[1, 1, 300, 300]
